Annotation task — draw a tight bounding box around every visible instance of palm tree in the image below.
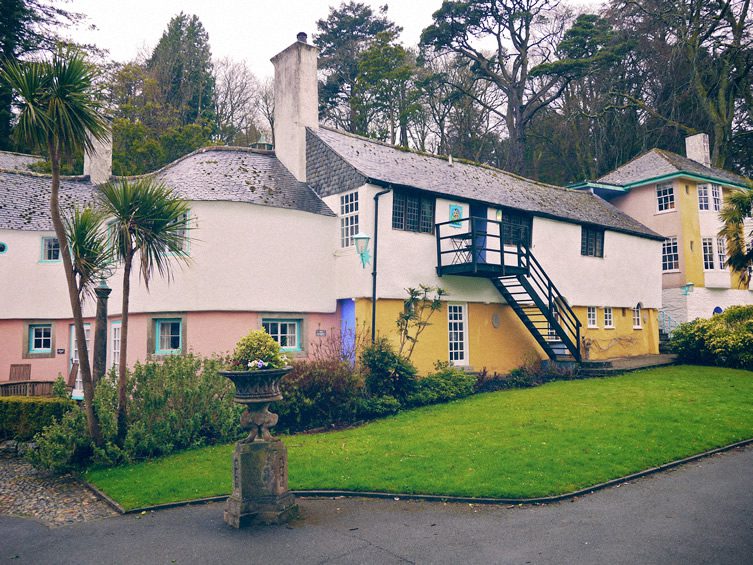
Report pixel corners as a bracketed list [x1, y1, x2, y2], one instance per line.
[64, 206, 114, 297]
[98, 178, 190, 441]
[720, 188, 753, 286]
[1, 50, 108, 443]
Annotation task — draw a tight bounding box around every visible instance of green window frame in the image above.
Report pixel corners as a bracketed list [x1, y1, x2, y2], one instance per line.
[29, 324, 53, 353]
[155, 318, 183, 355]
[0, 242, 7, 254]
[262, 319, 301, 351]
[40, 237, 61, 262]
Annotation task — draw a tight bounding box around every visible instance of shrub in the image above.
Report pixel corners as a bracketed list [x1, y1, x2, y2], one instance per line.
[671, 306, 753, 369]
[0, 396, 74, 441]
[27, 408, 92, 473]
[361, 338, 417, 402]
[52, 375, 68, 399]
[406, 362, 477, 407]
[228, 329, 288, 371]
[276, 359, 363, 432]
[352, 394, 401, 419]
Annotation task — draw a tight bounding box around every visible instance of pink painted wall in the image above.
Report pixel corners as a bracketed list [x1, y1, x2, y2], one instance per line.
[0, 310, 341, 383]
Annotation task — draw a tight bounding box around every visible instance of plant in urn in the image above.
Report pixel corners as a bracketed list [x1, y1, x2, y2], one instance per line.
[220, 330, 298, 527]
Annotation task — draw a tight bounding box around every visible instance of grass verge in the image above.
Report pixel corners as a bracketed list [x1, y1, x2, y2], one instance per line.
[86, 365, 753, 510]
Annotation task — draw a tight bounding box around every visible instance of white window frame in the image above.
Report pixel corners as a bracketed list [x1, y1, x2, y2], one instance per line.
[702, 238, 715, 270]
[339, 191, 359, 248]
[69, 323, 92, 371]
[41, 236, 61, 262]
[587, 306, 598, 329]
[662, 237, 679, 272]
[447, 303, 468, 366]
[111, 321, 121, 368]
[604, 307, 614, 329]
[717, 237, 727, 271]
[711, 184, 722, 212]
[656, 184, 675, 212]
[632, 305, 642, 329]
[697, 184, 710, 211]
[261, 318, 301, 352]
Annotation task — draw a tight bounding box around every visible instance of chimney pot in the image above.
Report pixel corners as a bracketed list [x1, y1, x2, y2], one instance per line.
[296, 32, 307, 43]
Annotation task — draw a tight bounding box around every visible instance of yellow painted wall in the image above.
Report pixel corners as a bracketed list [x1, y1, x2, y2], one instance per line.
[355, 299, 657, 374]
[576, 306, 659, 360]
[677, 180, 704, 287]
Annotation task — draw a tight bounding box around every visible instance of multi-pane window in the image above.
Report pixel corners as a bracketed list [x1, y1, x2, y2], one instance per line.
[604, 307, 614, 328]
[391, 190, 435, 233]
[711, 184, 722, 212]
[70, 323, 92, 369]
[702, 238, 715, 270]
[581, 226, 604, 257]
[698, 184, 709, 210]
[587, 306, 598, 328]
[662, 237, 679, 271]
[656, 184, 675, 212]
[163, 212, 190, 254]
[29, 324, 52, 353]
[42, 237, 60, 261]
[501, 212, 532, 246]
[448, 304, 467, 365]
[262, 319, 300, 351]
[155, 319, 182, 355]
[632, 305, 642, 329]
[340, 191, 359, 247]
[717, 237, 727, 271]
[111, 322, 121, 368]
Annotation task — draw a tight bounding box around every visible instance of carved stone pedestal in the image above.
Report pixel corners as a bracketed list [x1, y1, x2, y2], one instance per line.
[223, 440, 299, 528]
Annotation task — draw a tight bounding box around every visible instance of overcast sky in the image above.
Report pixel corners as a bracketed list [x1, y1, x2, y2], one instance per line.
[63, 0, 606, 79]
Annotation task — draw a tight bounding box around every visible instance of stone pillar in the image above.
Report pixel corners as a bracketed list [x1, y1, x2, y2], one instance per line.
[92, 282, 112, 386]
[224, 440, 299, 528]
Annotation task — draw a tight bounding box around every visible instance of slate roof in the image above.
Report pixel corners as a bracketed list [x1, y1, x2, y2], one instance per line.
[0, 147, 334, 231]
[311, 126, 661, 240]
[0, 150, 42, 171]
[597, 149, 749, 188]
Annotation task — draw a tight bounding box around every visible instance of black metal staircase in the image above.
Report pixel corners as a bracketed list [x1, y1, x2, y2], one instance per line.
[436, 217, 581, 361]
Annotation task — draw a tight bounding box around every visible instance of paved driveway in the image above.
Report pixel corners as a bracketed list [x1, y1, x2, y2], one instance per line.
[2, 446, 752, 564]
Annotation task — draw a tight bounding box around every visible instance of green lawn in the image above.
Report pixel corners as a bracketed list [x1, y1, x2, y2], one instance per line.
[86, 365, 753, 510]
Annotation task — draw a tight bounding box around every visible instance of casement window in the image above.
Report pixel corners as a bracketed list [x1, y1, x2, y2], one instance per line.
[662, 237, 679, 271]
[501, 212, 532, 246]
[391, 190, 435, 234]
[604, 307, 614, 329]
[340, 191, 359, 247]
[698, 184, 710, 210]
[581, 226, 604, 257]
[632, 305, 642, 329]
[262, 319, 301, 351]
[164, 211, 190, 255]
[111, 321, 121, 368]
[656, 184, 675, 212]
[448, 304, 468, 365]
[69, 323, 92, 370]
[702, 238, 715, 270]
[711, 184, 722, 212]
[29, 324, 53, 353]
[155, 319, 183, 355]
[587, 307, 598, 328]
[717, 237, 727, 271]
[41, 237, 60, 261]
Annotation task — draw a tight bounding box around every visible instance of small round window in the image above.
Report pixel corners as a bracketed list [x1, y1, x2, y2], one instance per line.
[0, 242, 6, 254]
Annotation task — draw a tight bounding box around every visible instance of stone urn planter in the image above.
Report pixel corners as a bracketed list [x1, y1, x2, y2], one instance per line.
[220, 367, 292, 443]
[219, 365, 298, 528]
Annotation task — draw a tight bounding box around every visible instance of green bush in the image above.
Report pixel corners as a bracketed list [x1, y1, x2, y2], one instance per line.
[228, 329, 288, 370]
[406, 363, 477, 407]
[0, 396, 74, 441]
[361, 338, 417, 402]
[27, 408, 92, 473]
[276, 359, 363, 432]
[352, 394, 401, 419]
[671, 306, 753, 369]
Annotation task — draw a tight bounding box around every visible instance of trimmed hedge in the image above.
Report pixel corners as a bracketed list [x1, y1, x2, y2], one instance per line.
[0, 396, 75, 441]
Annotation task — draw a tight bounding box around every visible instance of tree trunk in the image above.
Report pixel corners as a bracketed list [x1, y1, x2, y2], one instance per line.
[49, 144, 102, 446]
[116, 251, 133, 443]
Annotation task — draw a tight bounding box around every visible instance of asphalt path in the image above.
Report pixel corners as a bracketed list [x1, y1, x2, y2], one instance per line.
[2, 445, 752, 564]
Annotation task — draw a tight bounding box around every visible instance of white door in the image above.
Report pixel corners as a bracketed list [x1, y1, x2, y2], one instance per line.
[69, 324, 91, 395]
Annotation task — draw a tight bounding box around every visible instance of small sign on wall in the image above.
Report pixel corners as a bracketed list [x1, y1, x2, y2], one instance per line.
[56, 348, 65, 355]
[315, 329, 327, 337]
[449, 204, 463, 228]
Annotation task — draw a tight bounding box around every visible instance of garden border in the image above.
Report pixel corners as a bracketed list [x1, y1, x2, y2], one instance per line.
[84, 437, 753, 515]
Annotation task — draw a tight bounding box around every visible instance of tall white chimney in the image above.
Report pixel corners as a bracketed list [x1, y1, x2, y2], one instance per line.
[83, 130, 112, 184]
[685, 133, 711, 168]
[270, 33, 319, 182]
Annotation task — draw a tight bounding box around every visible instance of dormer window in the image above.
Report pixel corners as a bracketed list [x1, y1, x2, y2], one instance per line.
[656, 184, 675, 212]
